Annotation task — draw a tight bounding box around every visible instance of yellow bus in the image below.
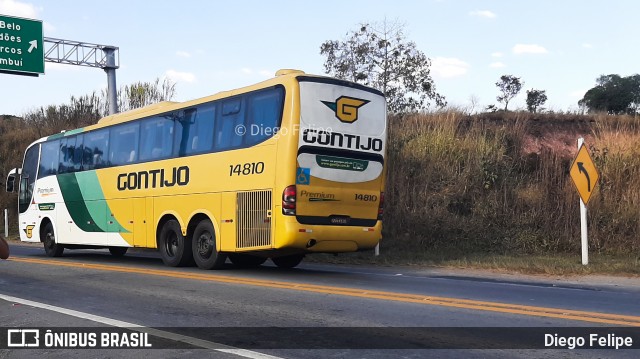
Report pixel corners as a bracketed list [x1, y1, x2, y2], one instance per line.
[5, 69, 387, 269]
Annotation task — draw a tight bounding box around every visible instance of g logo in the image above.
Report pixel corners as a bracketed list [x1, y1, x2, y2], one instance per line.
[24, 225, 35, 239]
[322, 96, 370, 123]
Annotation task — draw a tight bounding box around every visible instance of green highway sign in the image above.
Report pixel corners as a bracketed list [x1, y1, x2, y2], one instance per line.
[0, 14, 44, 76]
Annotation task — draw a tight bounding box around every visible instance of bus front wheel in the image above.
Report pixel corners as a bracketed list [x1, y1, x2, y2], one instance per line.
[192, 220, 226, 270]
[158, 219, 192, 267]
[272, 254, 304, 268]
[43, 222, 64, 257]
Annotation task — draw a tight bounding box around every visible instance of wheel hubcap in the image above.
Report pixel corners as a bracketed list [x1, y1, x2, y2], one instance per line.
[45, 232, 55, 250]
[165, 233, 178, 257]
[197, 232, 213, 259]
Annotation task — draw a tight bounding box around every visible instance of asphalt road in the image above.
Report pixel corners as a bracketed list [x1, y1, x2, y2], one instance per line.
[1, 243, 639, 358]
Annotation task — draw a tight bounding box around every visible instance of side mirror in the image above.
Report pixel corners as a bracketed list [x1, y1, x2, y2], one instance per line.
[5, 168, 21, 193]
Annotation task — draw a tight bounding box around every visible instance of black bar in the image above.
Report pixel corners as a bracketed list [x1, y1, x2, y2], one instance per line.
[2, 327, 639, 349]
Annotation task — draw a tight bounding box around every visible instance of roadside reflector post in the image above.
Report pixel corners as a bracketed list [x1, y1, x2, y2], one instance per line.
[4, 209, 8, 238]
[375, 242, 379, 256]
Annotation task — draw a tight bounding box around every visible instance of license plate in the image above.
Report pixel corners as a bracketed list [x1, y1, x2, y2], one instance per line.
[329, 216, 351, 225]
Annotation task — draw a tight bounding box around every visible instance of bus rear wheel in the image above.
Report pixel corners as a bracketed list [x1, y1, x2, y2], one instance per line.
[272, 254, 304, 268]
[158, 219, 192, 267]
[43, 222, 64, 257]
[229, 253, 267, 268]
[192, 220, 226, 270]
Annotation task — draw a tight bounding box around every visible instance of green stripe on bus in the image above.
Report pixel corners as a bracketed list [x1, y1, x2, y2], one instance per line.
[46, 127, 84, 140]
[57, 172, 128, 233]
[64, 128, 85, 136]
[57, 173, 105, 232]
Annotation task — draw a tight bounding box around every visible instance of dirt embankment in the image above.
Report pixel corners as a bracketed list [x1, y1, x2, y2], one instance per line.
[521, 116, 596, 157]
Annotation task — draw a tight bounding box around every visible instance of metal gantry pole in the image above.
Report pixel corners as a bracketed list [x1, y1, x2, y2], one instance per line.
[103, 46, 118, 115]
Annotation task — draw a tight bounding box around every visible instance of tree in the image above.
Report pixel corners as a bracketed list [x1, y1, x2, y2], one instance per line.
[119, 78, 176, 113]
[495, 75, 523, 111]
[320, 21, 445, 113]
[579, 74, 640, 115]
[526, 89, 548, 113]
[23, 94, 103, 138]
[23, 77, 176, 136]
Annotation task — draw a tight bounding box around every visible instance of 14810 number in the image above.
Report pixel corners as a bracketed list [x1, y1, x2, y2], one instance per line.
[355, 194, 377, 202]
[229, 162, 265, 176]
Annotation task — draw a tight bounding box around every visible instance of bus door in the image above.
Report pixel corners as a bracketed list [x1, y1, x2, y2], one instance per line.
[8, 144, 41, 242]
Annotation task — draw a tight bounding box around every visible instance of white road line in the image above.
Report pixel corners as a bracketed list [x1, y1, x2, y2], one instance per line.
[218, 349, 285, 359]
[0, 293, 283, 359]
[0, 293, 142, 328]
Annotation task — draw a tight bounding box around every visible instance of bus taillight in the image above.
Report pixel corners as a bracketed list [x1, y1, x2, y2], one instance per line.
[378, 192, 384, 220]
[282, 185, 296, 215]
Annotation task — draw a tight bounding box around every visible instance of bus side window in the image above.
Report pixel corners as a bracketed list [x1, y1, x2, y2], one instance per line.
[174, 105, 215, 157]
[245, 87, 284, 146]
[72, 135, 84, 171]
[58, 136, 77, 174]
[109, 123, 140, 166]
[83, 129, 109, 170]
[216, 98, 244, 150]
[140, 116, 174, 161]
[38, 140, 60, 179]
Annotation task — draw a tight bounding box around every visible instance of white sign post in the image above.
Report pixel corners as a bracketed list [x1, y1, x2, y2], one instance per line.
[570, 137, 599, 266]
[577, 138, 589, 265]
[4, 209, 8, 238]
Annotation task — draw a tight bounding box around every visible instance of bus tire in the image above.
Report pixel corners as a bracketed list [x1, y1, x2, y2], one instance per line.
[272, 254, 304, 268]
[43, 222, 64, 257]
[108, 247, 128, 257]
[158, 219, 192, 267]
[229, 253, 267, 268]
[192, 220, 226, 270]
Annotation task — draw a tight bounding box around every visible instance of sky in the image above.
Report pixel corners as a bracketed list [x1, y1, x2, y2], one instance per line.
[0, 0, 637, 116]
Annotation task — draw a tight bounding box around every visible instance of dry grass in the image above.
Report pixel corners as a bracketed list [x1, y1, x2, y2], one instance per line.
[383, 111, 640, 259]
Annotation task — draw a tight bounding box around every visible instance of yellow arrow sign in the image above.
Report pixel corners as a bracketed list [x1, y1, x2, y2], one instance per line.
[570, 144, 599, 205]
